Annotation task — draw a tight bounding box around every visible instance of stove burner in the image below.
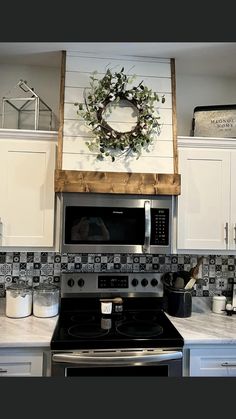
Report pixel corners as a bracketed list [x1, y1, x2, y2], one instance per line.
[71, 313, 95, 323]
[116, 320, 163, 338]
[68, 324, 109, 338]
[132, 312, 158, 322]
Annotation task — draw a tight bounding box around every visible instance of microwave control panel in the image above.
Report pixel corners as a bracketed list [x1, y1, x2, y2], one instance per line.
[151, 208, 169, 245]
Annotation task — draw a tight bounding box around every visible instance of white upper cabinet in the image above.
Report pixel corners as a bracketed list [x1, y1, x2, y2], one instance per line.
[177, 136, 236, 252]
[0, 129, 57, 248]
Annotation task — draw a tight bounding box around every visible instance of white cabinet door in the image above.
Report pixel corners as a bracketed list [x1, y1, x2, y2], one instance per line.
[0, 137, 56, 247]
[230, 151, 236, 250]
[0, 349, 43, 377]
[189, 348, 236, 377]
[177, 148, 230, 250]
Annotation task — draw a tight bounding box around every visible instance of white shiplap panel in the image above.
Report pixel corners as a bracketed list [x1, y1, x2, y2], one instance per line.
[62, 136, 173, 157]
[63, 53, 174, 175]
[63, 109, 172, 137]
[62, 153, 174, 173]
[65, 87, 171, 105]
[64, 94, 172, 115]
[65, 71, 172, 93]
[66, 56, 171, 78]
[63, 123, 173, 141]
[66, 52, 170, 63]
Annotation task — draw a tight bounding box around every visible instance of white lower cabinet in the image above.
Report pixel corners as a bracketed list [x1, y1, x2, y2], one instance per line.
[184, 346, 236, 376]
[0, 348, 48, 377]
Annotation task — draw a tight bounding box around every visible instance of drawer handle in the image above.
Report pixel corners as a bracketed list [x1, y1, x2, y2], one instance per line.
[0, 368, 8, 373]
[221, 362, 236, 367]
[234, 224, 236, 244]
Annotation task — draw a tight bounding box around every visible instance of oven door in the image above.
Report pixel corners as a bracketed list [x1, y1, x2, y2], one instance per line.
[51, 349, 183, 377]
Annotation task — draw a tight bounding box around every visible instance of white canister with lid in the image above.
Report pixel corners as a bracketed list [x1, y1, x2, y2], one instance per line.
[6, 280, 32, 318]
[212, 295, 226, 314]
[33, 280, 60, 318]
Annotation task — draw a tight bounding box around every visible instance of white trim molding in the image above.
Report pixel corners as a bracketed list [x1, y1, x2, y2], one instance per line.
[0, 129, 58, 142]
[178, 135, 236, 149]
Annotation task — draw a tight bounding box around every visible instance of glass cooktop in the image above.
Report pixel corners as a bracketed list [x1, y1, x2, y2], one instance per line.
[50, 298, 184, 350]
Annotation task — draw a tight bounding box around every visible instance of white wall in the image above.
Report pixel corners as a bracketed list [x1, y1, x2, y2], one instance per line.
[0, 63, 61, 131]
[176, 73, 236, 136]
[63, 52, 174, 174]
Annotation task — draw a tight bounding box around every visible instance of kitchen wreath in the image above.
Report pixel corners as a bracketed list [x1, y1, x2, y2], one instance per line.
[75, 67, 165, 162]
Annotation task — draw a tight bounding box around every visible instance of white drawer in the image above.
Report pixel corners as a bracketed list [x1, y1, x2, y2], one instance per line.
[0, 351, 43, 377]
[190, 348, 236, 376]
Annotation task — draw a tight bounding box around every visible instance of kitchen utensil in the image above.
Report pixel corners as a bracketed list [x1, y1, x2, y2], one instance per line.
[184, 257, 204, 290]
[174, 276, 185, 289]
[163, 284, 193, 318]
[161, 271, 191, 289]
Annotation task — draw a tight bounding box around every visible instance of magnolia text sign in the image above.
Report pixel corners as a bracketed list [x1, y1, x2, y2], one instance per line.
[193, 106, 236, 138]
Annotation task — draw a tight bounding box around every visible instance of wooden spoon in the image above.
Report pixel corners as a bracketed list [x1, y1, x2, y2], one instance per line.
[184, 257, 204, 289]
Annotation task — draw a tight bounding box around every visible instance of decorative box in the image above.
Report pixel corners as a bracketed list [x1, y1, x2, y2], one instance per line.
[192, 105, 236, 138]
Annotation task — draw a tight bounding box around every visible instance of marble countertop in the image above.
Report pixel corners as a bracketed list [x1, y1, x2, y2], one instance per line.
[167, 297, 236, 345]
[0, 299, 58, 348]
[0, 296, 236, 348]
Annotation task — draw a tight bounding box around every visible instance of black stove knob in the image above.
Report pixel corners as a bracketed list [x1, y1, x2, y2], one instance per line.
[78, 278, 85, 287]
[131, 278, 139, 287]
[151, 278, 158, 287]
[141, 278, 148, 287]
[67, 278, 75, 287]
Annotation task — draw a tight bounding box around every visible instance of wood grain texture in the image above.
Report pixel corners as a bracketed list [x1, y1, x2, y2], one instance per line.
[55, 169, 181, 195]
[171, 58, 178, 174]
[57, 50, 66, 170]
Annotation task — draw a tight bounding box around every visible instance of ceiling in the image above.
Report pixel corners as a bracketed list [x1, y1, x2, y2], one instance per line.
[0, 42, 236, 77]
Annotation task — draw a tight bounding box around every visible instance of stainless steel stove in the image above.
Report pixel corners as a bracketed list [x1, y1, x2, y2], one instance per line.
[50, 272, 184, 377]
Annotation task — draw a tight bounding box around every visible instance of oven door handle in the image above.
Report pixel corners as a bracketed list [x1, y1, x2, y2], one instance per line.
[142, 200, 151, 254]
[52, 350, 182, 366]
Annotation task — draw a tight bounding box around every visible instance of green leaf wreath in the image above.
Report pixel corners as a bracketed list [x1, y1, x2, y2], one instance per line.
[75, 67, 165, 162]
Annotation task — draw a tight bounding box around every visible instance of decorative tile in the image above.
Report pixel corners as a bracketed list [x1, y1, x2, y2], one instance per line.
[94, 263, 101, 271]
[1, 251, 236, 297]
[120, 254, 127, 264]
[0, 253, 6, 263]
[54, 255, 61, 263]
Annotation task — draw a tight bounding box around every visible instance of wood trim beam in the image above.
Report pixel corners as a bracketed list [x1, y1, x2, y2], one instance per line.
[55, 169, 181, 195]
[171, 58, 178, 175]
[56, 50, 66, 170]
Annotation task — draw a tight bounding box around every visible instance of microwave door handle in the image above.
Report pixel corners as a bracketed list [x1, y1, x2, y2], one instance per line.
[142, 200, 151, 253]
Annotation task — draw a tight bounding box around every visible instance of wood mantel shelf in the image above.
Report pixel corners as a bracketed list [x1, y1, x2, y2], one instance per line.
[55, 169, 181, 195]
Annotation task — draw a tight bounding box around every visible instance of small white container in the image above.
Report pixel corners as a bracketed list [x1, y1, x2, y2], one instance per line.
[212, 295, 226, 314]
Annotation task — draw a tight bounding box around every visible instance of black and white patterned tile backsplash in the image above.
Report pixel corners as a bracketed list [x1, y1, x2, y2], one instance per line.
[0, 252, 235, 298]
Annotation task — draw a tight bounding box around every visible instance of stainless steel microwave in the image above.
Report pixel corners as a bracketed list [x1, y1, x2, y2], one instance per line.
[60, 193, 173, 254]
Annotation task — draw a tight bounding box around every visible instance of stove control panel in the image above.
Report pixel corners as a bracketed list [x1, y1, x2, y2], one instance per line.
[61, 272, 163, 296]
